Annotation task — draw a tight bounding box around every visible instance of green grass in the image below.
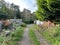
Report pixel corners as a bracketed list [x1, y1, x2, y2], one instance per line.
[29, 24, 60, 45]
[29, 28, 40, 45]
[36, 25, 60, 45]
[1, 27, 24, 45]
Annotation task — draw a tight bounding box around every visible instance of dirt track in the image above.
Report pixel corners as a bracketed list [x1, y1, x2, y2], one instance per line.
[19, 24, 51, 45]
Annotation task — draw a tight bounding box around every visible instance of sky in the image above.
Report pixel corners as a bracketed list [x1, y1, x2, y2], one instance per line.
[4, 0, 37, 12]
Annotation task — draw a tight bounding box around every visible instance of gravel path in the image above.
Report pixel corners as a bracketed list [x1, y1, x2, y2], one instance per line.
[19, 24, 51, 45]
[19, 25, 32, 45]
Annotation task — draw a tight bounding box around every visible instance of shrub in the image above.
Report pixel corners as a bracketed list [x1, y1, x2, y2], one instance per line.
[21, 23, 26, 27]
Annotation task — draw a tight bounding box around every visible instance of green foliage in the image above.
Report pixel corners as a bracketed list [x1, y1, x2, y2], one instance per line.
[37, 25, 60, 45]
[0, 27, 24, 45]
[21, 23, 26, 27]
[0, 0, 21, 19]
[16, 9, 21, 19]
[11, 27, 24, 41]
[0, 36, 4, 43]
[29, 28, 40, 45]
[36, 0, 60, 21]
[0, 13, 8, 20]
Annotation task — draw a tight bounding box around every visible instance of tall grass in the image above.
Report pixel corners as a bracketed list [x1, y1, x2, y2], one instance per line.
[37, 25, 60, 45]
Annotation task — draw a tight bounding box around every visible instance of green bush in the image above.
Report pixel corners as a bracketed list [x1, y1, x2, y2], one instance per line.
[11, 27, 24, 41]
[21, 23, 26, 27]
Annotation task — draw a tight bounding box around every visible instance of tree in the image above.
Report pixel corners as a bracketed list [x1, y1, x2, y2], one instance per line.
[0, 1, 21, 19]
[36, 0, 60, 22]
[0, 0, 12, 19]
[14, 5, 21, 19]
[16, 9, 21, 19]
[0, 13, 8, 20]
[9, 3, 21, 19]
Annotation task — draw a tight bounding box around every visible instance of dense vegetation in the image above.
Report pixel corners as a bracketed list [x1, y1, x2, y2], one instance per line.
[36, 0, 60, 22]
[0, 0, 21, 19]
[0, 0, 60, 45]
[0, 0, 35, 24]
[33, 25, 60, 45]
[36, 0, 60, 44]
[0, 27, 24, 45]
[27, 24, 60, 45]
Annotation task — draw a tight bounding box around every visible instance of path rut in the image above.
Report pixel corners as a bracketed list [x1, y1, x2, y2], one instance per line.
[19, 25, 32, 45]
[19, 24, 51, 45]
[35, 30, 51, 45]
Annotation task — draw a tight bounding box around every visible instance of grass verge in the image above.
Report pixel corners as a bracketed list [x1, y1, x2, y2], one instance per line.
[29, 28, 40, 45]
[36, 25, 60, 45]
